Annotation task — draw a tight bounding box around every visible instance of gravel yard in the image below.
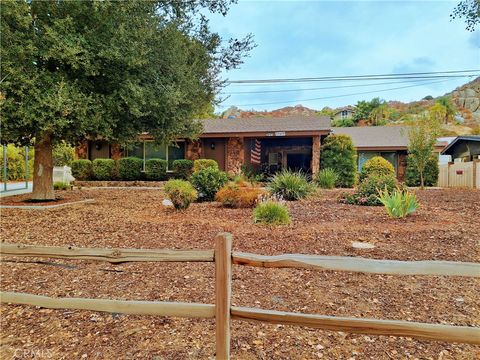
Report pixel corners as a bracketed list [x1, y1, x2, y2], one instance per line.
[1, 188, 479, 359]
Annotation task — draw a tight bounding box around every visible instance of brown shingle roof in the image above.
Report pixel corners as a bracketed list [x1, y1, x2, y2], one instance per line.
[332, 126, 409, 149]
[199, 116, 331, 135]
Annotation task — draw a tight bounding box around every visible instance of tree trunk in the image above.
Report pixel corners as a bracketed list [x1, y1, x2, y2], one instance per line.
[420, 171, 425, 190]
[31, 133, 55, 200]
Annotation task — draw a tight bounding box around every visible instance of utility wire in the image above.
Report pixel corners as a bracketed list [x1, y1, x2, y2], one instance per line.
[222, 78, 446, 95]
[226, 70, 480, 84]
[219, 78, 455, 108]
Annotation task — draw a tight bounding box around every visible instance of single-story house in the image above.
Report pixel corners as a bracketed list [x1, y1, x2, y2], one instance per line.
[440, 136, 480, 162]
[76, 120, 447, 181]
[332, 126, 446, 181]
[77, 116, 331, 175]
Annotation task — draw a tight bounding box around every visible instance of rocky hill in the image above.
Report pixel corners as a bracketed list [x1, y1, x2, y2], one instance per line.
[450, 77, 480, 124]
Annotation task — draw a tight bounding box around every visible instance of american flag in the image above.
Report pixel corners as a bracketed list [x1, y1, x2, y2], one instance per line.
[250, 139, 261, 165]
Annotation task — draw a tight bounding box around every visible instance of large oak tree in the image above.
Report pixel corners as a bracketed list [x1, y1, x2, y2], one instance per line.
[0, 0, 253, 199]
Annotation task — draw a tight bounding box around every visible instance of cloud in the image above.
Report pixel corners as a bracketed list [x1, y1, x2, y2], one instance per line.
[208, 1, 479, 110]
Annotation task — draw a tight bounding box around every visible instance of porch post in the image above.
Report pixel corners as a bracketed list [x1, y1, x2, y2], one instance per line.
[311, 135, 321, 176]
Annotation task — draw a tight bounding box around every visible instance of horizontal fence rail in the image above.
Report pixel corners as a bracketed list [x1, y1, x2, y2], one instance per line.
[0, 292, 215, 318]
[0, 243, 214, 263]
[232, 252, 480, 277]
[1, 235, 480, 359]
[231, 306, 480, 345]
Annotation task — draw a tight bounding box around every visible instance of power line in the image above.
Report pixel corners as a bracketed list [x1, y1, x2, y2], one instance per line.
[219, 78, 455, 108]
[221, 78, 446, 95]
[226, 70, 480, 85]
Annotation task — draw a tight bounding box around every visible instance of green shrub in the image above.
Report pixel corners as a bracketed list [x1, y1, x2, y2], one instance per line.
[0, 144, 34, 181]
[193, 159, 218, 172]
[164, 179, 198, 210]
[268, 170, 314, 201]
[360, 156, 395, 181]
[172, 159, 194, 179]
[118, 157, 143, 180]
[53, 181, 70, 190]
[190, 167, 228, 201]
[145, 158, 167, 180]
[71, 159, 93, 180]
[340, 174, 398, 206]
[316, 168, 338, 189]
[92, 159, 116, 180]
[378, 187, 419, 218]
[320, 134, 357, 187]
[405, 154, 439, 187]
[253, 201, 290, 225]
[53, 141, 75, 166]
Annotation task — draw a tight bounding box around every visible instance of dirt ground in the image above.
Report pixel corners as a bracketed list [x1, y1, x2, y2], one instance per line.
[1, 188, 479, 360]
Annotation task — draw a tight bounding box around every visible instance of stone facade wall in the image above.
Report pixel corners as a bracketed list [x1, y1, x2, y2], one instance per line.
[311, 135, 321, 175]
[76, 140, 88, 159]
[110, 143, 123, 160]
[226, 137, 245, 175]
[185, 140, 202, 161]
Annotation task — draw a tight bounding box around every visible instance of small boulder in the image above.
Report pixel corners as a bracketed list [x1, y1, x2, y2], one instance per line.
[351, 241, 375, 249]
[162, 199, 174, 207]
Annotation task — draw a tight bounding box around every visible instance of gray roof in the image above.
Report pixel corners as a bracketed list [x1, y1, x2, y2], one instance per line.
[199, 116, 331, 134]
[332, 126, 410, 148]
[441, 135, 480, 155]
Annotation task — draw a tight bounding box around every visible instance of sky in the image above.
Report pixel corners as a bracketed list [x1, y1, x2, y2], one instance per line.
[207, 0, 480, 112]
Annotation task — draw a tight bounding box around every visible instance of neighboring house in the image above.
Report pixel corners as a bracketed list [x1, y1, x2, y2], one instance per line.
[77, 116, 331, 175]
[440, 136, 480, 162]
[333, 106, 355, 121]
[332, 126, 446, 181]
[438, 136, 480, 189]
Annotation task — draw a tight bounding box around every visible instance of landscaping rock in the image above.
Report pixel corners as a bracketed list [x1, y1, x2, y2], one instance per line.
[162, 199, 174, 208]
[351, 241, 375, 249]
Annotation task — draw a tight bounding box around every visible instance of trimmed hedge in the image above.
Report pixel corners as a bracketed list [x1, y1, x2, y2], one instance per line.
[144, 158, 168, 180]
[193, 159, 218, 172]
[92, 159, 116, 180]
[405, 154, 439, 187]
[172, 159, 193, 179]
[118, 157, 143, 180]
[320, 134, 357, 187]
[360, 156, 395, 181]
[71, 159, 93, 180]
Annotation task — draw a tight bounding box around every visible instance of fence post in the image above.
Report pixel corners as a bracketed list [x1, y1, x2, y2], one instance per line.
[215, 232, 232, 360]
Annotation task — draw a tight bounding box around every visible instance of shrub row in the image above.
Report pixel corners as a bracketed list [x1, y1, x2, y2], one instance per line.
[71, 157, 196, 181]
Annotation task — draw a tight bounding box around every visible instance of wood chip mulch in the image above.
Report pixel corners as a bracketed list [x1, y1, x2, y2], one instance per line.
[1, 188, 479, 359]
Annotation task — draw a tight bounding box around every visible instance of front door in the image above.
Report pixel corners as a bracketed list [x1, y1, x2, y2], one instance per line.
[202, 139, 226, 170]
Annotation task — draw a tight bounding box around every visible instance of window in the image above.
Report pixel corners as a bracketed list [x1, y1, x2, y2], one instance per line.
[125, 140, 185, 171]
[358, 151, 398, 173]
[341, 110, 348, 119]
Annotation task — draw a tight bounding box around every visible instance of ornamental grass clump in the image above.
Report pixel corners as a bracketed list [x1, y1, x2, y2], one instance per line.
[164, 179, 198, 210]
[268, 170, 314, 201]
[253, 200, 290, 225]
[377, 187, 419, 218]
[315, 168, 338, 189]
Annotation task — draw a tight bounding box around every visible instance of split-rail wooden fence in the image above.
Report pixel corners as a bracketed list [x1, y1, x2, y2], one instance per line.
[1, 233, 479, 359]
